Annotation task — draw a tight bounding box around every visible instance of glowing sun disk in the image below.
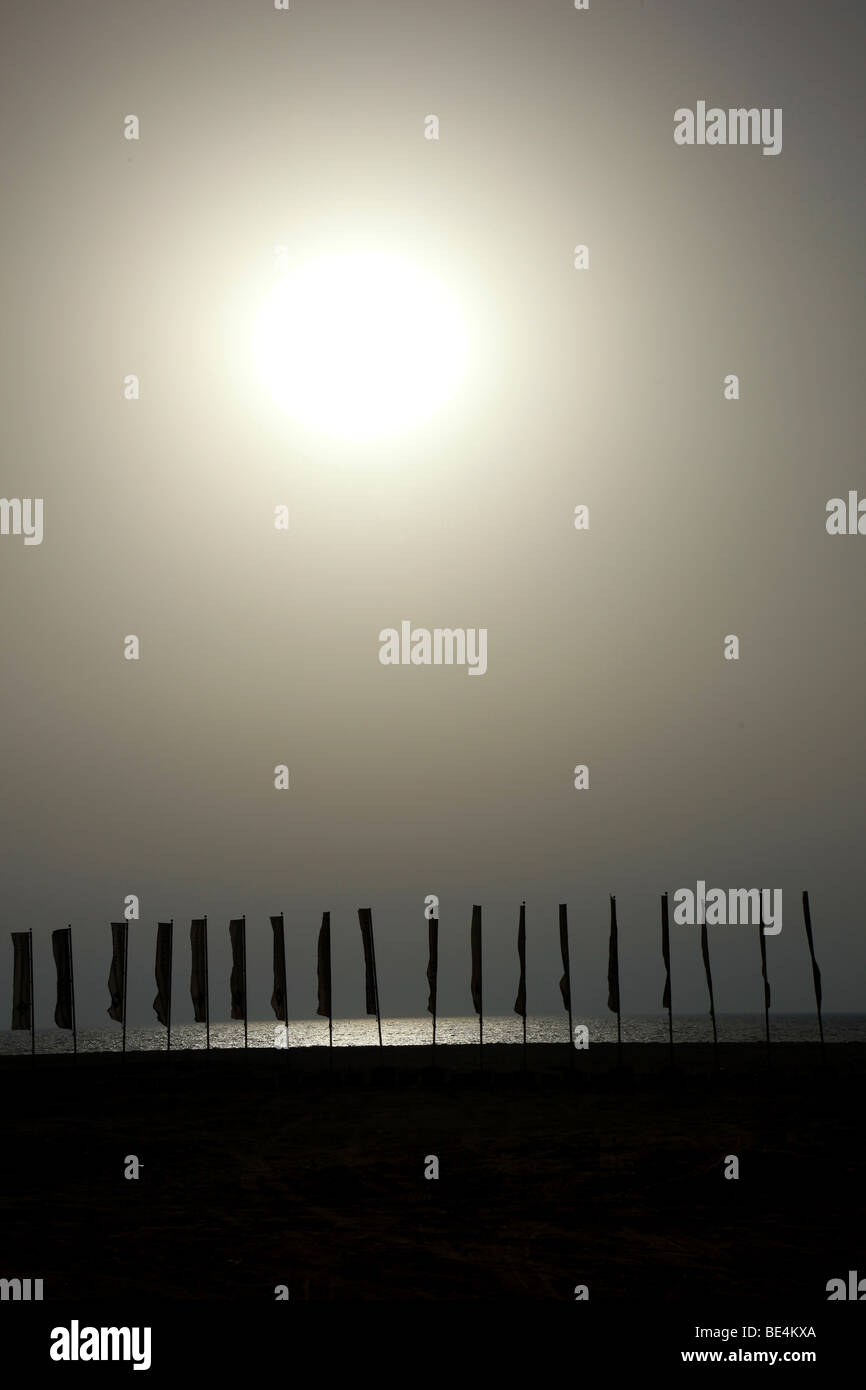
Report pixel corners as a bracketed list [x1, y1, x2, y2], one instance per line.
[251, 251, 470, 441]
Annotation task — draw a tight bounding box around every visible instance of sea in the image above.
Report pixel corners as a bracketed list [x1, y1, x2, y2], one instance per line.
[0, 1013, 863, 1055]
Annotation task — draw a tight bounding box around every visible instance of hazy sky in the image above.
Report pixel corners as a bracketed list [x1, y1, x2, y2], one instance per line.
[1, 0, 864, 1029]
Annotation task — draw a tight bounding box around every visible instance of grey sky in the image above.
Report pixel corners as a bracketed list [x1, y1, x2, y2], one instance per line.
[0, 0, 863, 1028]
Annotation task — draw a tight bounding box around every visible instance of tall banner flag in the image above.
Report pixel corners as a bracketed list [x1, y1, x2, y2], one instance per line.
[661, 894, 672, 1010]
[660, 893, 673, 1063]
[558, 904, 572, 1013]
[514, 901, 527, 1062]
[470, 905, 483, 1016]
[229, 918, 248, 1047]
[801, 891, 824, 1047]
[107, 923, 127, 1023]
[607, 896, 621, 1061]
[758, 907, 771, 1054]
[606, 897, 620, 1012]
[108, 921, 129, 1056]
[470, 904, 483, 1065]
[52, 927, 74, 1032]
[358, 910, 375, 1015]
[700, 921, 718, 1054]
[11, 931, 32, 1032]
[758, 923, 771, 1010]
[558, 903, 574, 1063]
[153, 921, 173, 1043]
[357, 908, 382, 1044]
[317, 912, 332, 1050]
[514, 902, 527, 1019]
[426, 917, 439, 1017]
[426, 914, 439, 1049]
[270, 913, 288, 1028]
[190, 918, 209, 1040]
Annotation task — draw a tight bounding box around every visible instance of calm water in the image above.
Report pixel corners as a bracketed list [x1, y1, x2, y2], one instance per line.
[0, 1014, 862, 1055]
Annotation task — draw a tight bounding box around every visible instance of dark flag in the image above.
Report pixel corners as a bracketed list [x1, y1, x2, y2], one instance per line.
[559, 903, 574, 1065]
[700, 923, 714, 1010]
[801, 891, 824, 1050]
[470, 905, 482, 1016]
[607, 897, 622, 1062]
[661, 893, 674, 1062]
[700, 921, 718, 1053]
[358, 908, 378, 1017]
[606, 897, 620, 1014]
[801, 891, 822, 1007]
[426, 916, 439, 1017]
[758, 920, 771, 1011]
[270, 914, 288, 1022]
[758, 903, 772, 1055]
[514, 902, 527, 1018]
[153, 922, 173, 1026]
[190, 919, 208, 1022]
[229, 919, 246, 1021]
[11, 932, 31, 1030]
[52, 928, 74, 1030]
[661, 893, 672, 1011]
[358, 908, 382, 1046]
[316, 912, 331, 1019]
[107, 922, 127, 1022]
[558, 904, 572, 1012]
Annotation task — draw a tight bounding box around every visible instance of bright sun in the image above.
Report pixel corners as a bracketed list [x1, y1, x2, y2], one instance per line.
[251, 251, 470, 442]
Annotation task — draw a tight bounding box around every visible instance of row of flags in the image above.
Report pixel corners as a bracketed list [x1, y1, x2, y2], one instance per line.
[9, 894, 824, 1052]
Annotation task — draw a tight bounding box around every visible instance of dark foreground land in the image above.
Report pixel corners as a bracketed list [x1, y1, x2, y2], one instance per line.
[2, 1043, 864, 1302]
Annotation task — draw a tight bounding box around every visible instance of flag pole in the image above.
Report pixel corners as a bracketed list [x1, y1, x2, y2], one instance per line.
[661, 893, 673, 1066]
[240, 917, 247, 1045]
[281, 912, 290, 1059]
[470, 904, 483, 1071]
[122, 921, 129, 1058]
[370, 914, 383, 1049]
[432, 921, 437, 1057]
[68, 926, 77, 1060]
[324, 912, 332, 1067]
[559, 904, 574, 1069]
[522, 906, 528, 1067]
[29, 927, 35, 1064]
[758, 908, 771, 1066]
[801, 891, 824, 1057]
[700, 921, 718, 1068]
[479, 914, 484, 1073]
[204, 914, 210, 1053]
[167, 919, 173, 1055]
[427, 915, 438, 1067]
[608, 896, 622, 1069]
